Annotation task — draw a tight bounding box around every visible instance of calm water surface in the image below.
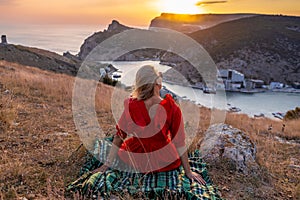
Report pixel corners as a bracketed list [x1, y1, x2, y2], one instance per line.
[112, 61, 300, 119]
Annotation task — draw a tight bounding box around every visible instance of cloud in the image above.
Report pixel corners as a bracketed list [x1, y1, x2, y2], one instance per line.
[196, 0, 228, 6]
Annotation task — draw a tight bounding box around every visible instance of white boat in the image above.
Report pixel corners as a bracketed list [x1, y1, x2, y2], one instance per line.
[228, 106, 241, 112]
[112, 73, 121, 78]
[112, 72, 122, 80]
[272, 112, 285, 120]
[203, 86, 216, 94]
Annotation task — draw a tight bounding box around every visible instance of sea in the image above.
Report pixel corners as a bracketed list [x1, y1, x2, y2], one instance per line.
[1, 24, 299, 119]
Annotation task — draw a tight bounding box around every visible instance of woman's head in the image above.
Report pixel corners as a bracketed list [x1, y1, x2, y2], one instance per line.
[132, 65, 162, 100]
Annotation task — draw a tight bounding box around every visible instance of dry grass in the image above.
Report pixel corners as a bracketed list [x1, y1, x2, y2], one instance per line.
[0, 92, 16, 132]
[0, 60, 117, 199]
[0, 60, 299, 199]
[179, 100, 299, 199]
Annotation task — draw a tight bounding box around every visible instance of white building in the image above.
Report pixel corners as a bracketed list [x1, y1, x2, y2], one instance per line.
[218, 69, 245, 91]
[99, 68, 106, 78]
[245, 79, 264, 89]
[270, 82, 284, 89]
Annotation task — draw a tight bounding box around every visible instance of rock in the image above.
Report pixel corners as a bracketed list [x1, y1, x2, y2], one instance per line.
[200, 123, 258, 174]
[107, 20, 130, 32]
[78, 20, 133, 60]
[26, 194, 36, 200]
[63, 51, 81, 62]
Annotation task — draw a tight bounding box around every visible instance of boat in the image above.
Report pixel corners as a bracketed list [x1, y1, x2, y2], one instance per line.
[272, 112, 285, 120]
[203, 86, 217, 94]
[112, 72, 121, 79]
[254, 113, 265, 118]
[228, 106, 241, 112]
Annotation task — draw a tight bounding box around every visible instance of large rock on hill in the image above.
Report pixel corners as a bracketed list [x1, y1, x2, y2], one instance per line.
[78, 20, 132, 60]
[200, 123, 258, 175]
[78, 20, 163, 61]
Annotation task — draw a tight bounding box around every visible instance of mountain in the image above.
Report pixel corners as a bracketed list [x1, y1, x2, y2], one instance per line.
[189, 15, 300, 84]
[78, 20, 163, 61]
[160, 14, 300, 85]
[150, 13, 257, 33]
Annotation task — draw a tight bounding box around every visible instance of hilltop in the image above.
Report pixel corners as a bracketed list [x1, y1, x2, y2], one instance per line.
[189, 15, 300, 84]
[150, 13, 257, 33]
[0, 44, 80, 76]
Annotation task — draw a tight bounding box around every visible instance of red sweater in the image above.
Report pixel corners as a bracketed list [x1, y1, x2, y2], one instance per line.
[116, 94, 186, 173]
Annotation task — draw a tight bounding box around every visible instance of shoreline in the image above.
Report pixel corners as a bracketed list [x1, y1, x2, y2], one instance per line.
[160, 82, 299, 120]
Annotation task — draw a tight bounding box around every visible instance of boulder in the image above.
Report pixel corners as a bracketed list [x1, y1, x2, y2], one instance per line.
[200, 123, 258, 174]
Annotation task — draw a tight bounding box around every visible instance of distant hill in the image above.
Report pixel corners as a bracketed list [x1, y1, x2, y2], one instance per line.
[188, 15, 300, 84]
[150, 13, 257, 33]
[0, 44, 80, 76]
[157, 14, 300, 85]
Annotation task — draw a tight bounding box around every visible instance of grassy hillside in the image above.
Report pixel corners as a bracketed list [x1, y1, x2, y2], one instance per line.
[0, 60, 299, 199]
[0, 44, 80, 76]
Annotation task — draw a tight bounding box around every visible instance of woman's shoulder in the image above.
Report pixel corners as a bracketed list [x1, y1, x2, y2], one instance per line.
[161, 94, 179, 109]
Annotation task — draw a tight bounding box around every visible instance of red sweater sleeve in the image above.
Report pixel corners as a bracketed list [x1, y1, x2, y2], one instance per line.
[169, 101, 186, 148]
[116, 99, 129, 139]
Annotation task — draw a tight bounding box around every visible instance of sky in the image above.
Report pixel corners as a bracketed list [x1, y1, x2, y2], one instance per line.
[0, 0, 299, 26]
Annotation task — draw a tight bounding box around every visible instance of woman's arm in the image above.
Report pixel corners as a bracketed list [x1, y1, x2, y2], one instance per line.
[92, 135, 123, 173]
[177, 146, 206, 185]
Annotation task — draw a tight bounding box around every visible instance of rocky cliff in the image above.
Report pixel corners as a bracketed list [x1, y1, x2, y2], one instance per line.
[78, 20, 133, 60]
[78, 20, 164, 61]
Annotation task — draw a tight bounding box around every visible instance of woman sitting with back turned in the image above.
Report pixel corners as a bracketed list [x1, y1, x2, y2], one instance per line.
[93, 65, 206, 183]
[67, 65, 222, 199]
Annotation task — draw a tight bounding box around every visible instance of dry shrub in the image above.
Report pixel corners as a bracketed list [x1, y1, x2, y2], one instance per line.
[284, 107, 300, 120]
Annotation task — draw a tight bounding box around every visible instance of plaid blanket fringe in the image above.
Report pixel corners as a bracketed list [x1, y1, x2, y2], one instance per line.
[66, 137, 223, 200]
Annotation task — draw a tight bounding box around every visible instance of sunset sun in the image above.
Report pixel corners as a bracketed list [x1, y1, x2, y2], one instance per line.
[158, 0, 204, 14]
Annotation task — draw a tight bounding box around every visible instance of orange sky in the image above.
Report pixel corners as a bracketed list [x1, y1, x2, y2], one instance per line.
[0, 0, 299, 26]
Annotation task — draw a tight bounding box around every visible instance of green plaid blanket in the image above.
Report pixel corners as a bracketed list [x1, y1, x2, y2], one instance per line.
[66, 138, 222, 199]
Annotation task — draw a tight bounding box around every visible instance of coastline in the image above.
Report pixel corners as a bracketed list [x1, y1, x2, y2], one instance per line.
[160, 81, 300, 120]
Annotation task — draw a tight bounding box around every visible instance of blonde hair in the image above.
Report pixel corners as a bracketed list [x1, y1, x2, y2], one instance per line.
[132, 65, 161, 100]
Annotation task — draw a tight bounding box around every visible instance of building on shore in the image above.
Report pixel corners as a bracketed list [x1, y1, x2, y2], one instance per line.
[292, 82, 300, 89]
[218, 69, 245, 91]
[270, 82, 284, 89]
[245, 79, 265, 90]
